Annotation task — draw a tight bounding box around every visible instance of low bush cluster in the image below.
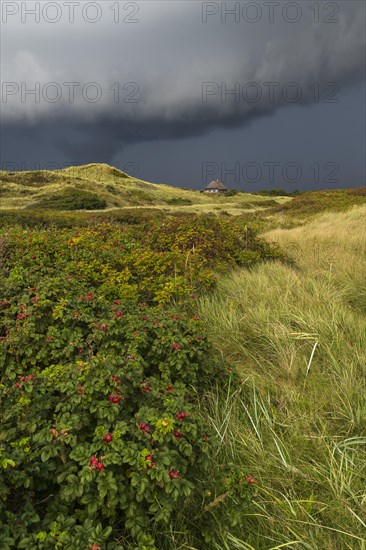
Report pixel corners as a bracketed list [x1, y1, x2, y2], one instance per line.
[30, 189, 108, 211]
[270, 187, 366, 216]
[0, 208, 165, 229]
[0, 295, 239, 548]
[0, 216, 283, 305]
[0, 215, 270, 548]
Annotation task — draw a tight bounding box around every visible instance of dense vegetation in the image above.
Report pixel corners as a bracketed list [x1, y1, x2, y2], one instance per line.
[0, 215, 278, 549]
[30, 188, 108, 211]
[0, 169, 365, 549]
[268, 186, 366, 217]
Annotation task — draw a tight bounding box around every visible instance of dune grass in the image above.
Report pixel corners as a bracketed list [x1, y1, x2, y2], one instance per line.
[0, 163, 290, 214]
[198, 206, 366, 548]
[268, 187, 366, 218]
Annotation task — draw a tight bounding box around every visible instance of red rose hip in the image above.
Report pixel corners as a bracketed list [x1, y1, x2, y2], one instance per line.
[169, 469, 181, 479]
[103, 433, 113, 444]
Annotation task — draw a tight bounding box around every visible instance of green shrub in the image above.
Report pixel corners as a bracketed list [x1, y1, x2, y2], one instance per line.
[270, 187, 366, 217]
[30, 189, 107, 211]
[224, 189, 239, 197]
[164, 198, 192, 206]
[0, 225, 256, 548]
[0, 216, 284, 304]
[0, 209, 164, 229]
[255, 188, 290, 196]
[0, 302, 218, 548]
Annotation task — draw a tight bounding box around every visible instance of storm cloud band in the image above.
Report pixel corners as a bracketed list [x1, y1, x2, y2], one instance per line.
[1, 1, 365, 179]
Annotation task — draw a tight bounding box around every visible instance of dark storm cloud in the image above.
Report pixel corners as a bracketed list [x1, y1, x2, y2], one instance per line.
[1, 0, 365, 165]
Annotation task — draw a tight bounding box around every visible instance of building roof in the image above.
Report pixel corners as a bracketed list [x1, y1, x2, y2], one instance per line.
[205, 179, 227, 190]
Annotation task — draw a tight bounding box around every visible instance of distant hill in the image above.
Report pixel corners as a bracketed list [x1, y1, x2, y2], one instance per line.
[3, 165, 363, 217]
[0, 163, 291, 213]
[268, 187, 366, 217]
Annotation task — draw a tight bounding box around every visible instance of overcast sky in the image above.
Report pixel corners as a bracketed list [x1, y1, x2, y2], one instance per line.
[1, 0, 365, 190]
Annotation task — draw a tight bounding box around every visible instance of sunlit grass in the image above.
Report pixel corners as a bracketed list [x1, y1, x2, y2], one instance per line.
[0, 163, 290, 213]
[198, 206, 366, 548]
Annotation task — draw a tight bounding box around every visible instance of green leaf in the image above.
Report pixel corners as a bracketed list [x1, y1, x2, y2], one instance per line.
[18, 539, 32, 548]
[102, 526, 113, 540]
[165, 483, 174, 494]
[2, 458, 16, 469]
[182, 484, 191, 497]
[88, 501, 98, 515]
[41, 449, 51, 462]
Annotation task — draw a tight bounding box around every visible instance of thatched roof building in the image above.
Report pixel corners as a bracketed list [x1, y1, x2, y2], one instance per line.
[204, 180, 227, 193]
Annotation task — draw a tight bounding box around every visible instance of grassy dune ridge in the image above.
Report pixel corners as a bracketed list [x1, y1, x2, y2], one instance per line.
[269, 187, 366, 218]
[0, 163, 290, 213]
[198, 205, 366, 548]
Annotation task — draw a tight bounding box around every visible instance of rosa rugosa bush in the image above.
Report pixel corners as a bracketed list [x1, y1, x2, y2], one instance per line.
[0, 219, 263, 548]
[0, 216, 284, 306]
[0, 287, 243, 549]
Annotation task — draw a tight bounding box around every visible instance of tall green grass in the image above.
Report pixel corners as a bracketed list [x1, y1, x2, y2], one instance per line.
[198, 206, 366, 549]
